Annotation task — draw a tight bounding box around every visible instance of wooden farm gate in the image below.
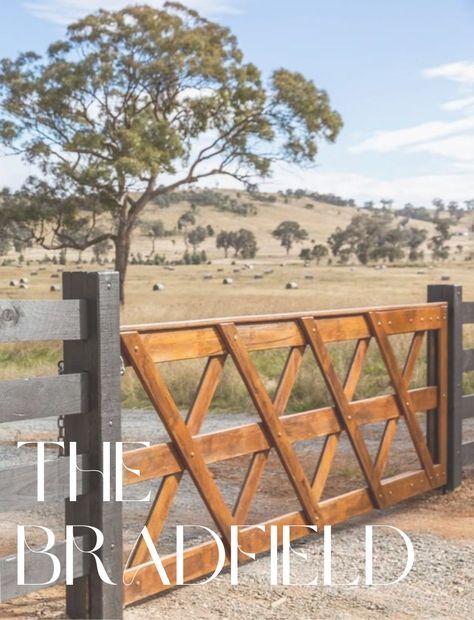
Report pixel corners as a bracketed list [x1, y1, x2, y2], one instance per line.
[4, 273, 474, 618]
[120, 301, 448, 606]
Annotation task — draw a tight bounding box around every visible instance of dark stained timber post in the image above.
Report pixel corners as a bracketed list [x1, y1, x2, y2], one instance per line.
[427, 284, 463, 491]
[63, 272, 123, 619]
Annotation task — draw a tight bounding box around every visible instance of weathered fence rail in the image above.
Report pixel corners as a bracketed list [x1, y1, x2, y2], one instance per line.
[0, 274, 473, 618]
[428, 285, 474, 488]
[0, 272, 122, 619]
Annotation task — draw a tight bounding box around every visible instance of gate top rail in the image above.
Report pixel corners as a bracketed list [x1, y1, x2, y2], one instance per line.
[121, 302, 447, 365]
[122, 301, 447, 333]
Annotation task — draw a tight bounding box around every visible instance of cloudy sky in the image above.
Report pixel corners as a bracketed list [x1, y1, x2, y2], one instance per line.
[0, 0, 473, 206]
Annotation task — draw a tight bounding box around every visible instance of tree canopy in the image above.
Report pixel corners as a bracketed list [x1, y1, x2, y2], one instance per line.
[0, 2, 342, 301]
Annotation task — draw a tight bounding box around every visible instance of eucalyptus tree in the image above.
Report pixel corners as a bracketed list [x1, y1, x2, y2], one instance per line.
[0, 3, 342, 301]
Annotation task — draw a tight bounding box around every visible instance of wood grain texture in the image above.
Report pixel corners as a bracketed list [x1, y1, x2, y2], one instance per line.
[122, 387, 437, 484]
[0, 299, 86, 342]
[127, 355, 226, 568]
[120, 300, 448, 606]
[122, 305, 445, 365]
[461, 301, 474, 324]
[0, 535, 89, 602]
[218, 322, 322, 525]
[63, 271, 123, 619]
[124, 465, 445, 605]
[299, 317, 386, 509]
[122, 332, 235, 550]
[463, 348, 474, 373]
[0, 373, 88, 423]
[0, 455, 89, 511]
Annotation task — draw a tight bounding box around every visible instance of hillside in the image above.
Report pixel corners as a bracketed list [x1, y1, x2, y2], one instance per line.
[2, 189, 473, 263]
[135, 190, 473, 263]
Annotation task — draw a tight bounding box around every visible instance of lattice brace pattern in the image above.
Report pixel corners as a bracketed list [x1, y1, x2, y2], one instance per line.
[120, 303, 447, 606]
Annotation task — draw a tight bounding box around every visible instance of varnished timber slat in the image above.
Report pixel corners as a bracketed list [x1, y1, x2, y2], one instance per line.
[299, 318, 386, 509]
[403, 331, 425, 384]
[122, 387, 437, 484]
[120, 301, 447, 607]
[218, 323, 322, 524]
[368, 312, 437, 485]
[121, 332, 235, 549]
[124, 465, 445, 605]
[128, 355, 226, 567]
[311, 338, 369, 502]
[122, 302, 445, 334]
[233, 346, 305, 522]
[122, 305, 445, 364]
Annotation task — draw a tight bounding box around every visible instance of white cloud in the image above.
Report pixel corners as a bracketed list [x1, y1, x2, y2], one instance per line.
[351, 116, 474, 153]
[263, 163, 474, 206]
[423, 61, 474, 85]
[24, 0, 243, 25]
[441, 95, 474, 112]
[411, 134, 474, 162]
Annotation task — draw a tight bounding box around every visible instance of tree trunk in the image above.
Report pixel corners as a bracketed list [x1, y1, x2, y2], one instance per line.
[114, 234, 131, 304]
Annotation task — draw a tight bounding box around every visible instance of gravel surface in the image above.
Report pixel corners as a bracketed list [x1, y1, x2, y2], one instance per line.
[0, 409, 473, 619]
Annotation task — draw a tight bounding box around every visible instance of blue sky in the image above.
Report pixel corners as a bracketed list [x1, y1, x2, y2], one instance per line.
[0, 0, 473, 205]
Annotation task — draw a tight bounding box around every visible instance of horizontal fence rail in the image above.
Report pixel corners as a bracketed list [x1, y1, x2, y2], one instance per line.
[0, 272, 123, 619]
[0, 373, 88, 423]
[0, 535, 89, 602]
[0, 299, 87, 342]
[121, 302, 448, 606]
[0, 455, 89, 511]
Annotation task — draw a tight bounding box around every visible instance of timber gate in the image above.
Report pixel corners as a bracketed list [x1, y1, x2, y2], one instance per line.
[2, 273, 473, 618]
[120, 302, 448, 606]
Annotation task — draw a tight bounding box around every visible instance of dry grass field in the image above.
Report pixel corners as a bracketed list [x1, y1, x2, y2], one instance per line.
[1, 260, 473, 410]
[1, 192, 473, 406]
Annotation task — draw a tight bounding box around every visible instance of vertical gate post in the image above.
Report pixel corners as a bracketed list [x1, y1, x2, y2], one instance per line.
[63, 272, 123, 618]
[427, 284, 463, 491]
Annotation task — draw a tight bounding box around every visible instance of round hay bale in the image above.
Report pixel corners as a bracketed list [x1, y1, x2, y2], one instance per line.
[20, 277, 29, 285]
[264, 268, 273, 274]
[285, 281, 298, 290]
[9, 280, 18, 287]
[19, 283, 29, 289]
[222, 277, 233, 285]
[304, 274, 314, 280]
[50, 285, 61, 292]
[203, 273, 213, 280]
[254, 273, 264, 279]
[441, 274, 451, 281]
[153, 283, 165, 291]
